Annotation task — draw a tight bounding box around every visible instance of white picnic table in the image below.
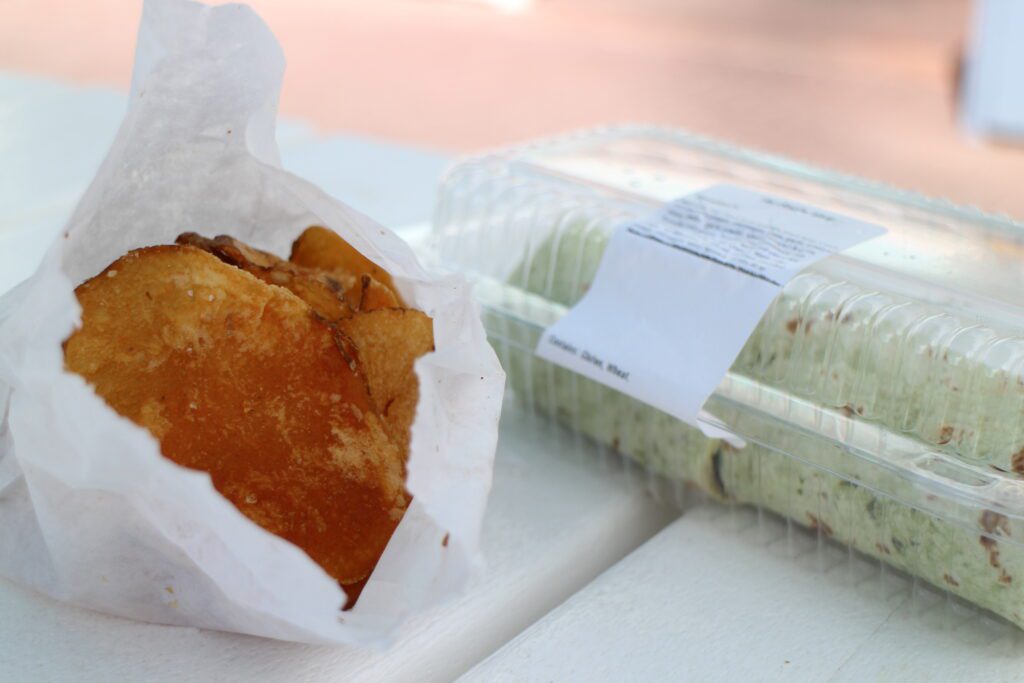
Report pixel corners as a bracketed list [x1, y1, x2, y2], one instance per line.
[3, 74, 1024, 682]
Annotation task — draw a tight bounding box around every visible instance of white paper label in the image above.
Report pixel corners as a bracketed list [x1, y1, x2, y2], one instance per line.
[536, 184, 887, 438]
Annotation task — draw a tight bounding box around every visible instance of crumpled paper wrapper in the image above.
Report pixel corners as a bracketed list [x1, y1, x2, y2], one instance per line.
[0, 0, 504, 646]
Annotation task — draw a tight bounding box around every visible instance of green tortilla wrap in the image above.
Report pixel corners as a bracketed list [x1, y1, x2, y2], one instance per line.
[485, 220, 1024, 628]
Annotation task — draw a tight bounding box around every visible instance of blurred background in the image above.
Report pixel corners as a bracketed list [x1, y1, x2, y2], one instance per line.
[2, 0, 1023, 216]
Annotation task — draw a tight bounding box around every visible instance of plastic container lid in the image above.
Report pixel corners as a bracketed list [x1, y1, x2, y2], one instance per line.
[431, 126, 1024, 628]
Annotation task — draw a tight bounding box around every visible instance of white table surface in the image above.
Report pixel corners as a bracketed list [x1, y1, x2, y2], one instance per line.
[466, 506, 1024, 682]
[6, 72, 1024, 682]
[0, 406, 674, 682]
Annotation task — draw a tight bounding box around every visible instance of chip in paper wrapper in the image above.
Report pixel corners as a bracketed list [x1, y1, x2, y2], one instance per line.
[0, 0, 504, 646]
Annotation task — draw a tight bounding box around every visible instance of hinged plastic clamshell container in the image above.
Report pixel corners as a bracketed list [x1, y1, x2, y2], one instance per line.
[431, 126, 1024, 630]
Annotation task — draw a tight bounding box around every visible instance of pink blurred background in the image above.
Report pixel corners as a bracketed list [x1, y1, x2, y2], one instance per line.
[4, 0, 1024, 217]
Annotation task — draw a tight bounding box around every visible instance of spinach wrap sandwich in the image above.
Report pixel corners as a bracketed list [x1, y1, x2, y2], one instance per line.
[480, 218, 1024, 629]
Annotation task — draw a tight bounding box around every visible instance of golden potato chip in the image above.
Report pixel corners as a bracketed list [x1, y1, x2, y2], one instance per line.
[176, 231, 281, 269]
[177, 232, 355, 322]
[64, 245, 406, 585]
[338, 308, 434, 454]
[290, 225, 403, 304]
[358, 274, 400, 312]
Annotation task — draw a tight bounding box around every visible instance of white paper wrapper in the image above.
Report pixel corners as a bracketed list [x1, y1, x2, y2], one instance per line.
[0, 0, 504, 646]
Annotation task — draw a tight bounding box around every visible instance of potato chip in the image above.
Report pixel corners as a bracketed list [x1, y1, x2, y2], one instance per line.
[290, 225, 403, 304]
[338, 308, 434, 454]
[64, 245, 407, 585]
[358, 274, 400, 312]
[177, 232, 355, 322]
[176, 231, 281, 269]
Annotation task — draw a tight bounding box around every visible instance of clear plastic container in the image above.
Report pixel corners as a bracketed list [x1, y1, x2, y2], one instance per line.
[430, 126, 1024, 630]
